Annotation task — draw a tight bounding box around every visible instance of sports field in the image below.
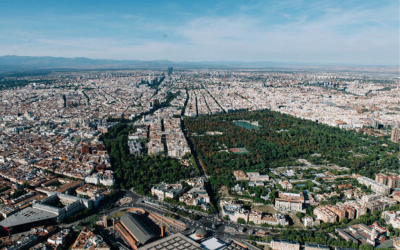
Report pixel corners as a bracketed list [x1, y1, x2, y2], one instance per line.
[229, 147, 249, 154]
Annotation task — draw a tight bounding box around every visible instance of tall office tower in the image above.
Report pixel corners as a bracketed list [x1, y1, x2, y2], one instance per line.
[167, 67, 173, 76]
[391, 127, 400, 142]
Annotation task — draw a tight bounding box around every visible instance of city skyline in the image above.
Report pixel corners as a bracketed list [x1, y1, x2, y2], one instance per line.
[0, 0, 399, 65]
[0, 1, 400, 249]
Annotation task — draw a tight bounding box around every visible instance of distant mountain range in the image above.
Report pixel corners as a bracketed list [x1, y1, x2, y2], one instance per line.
[0, 55, 394, 71]
[0, 55, 172, 68]
[0, 55, 326, 71]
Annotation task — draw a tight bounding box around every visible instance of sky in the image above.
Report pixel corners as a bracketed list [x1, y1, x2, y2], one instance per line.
[0, 0, 398, 65]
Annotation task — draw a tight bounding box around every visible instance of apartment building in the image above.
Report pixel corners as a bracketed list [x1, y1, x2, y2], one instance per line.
[343, 201, 368, 219]
[360, 194, 397, 213]
[357, 176, 390, 195]
[314, 206, 338, 223]
[376, 173, 400, 189]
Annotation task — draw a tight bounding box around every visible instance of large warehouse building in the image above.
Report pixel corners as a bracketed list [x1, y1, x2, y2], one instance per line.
[115, 213, 158, 249]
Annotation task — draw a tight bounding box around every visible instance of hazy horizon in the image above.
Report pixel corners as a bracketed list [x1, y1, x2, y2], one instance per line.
[0, 0, 399, 65]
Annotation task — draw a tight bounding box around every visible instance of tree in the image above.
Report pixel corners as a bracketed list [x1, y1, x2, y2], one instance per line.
[185, 108, 400, 196]
[237, 218, 246, 224]
[182, 152, 191, 159]
[296, 212, 305, 220]
[209, 203, 216, 214]
[306, 206, 316, 217]
[22, 182, 33, 189]
[359, 244, 374, 250]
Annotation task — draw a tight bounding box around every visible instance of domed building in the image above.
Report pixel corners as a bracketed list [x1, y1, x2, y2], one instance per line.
[195, 228, 207, 238]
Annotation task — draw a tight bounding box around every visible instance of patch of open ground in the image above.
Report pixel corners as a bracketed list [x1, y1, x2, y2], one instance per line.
[287, 213, 304, 228]
[119, 197, 132, 204]
[250, 205, 277, 214]
[218, 185, 235, 199]
[110, 210, 127, 219]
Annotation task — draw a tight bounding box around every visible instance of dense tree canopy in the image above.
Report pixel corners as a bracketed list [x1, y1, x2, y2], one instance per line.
[185, 110, 399, 190]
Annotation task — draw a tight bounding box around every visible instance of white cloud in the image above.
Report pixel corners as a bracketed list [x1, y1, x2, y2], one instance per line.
[0, 0, 397, 65]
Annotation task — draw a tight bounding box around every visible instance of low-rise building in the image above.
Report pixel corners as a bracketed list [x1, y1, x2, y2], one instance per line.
[335, 224, 385, 246]
[271, 239, 300, 250]
[220, 200, 249, 223]
[179, 187, 210, 210]
[248, 181, 265, 187]
[275, 192, 304, 211]
[72, 227, 110, 250]
[382, 211, 400, 229]
[303, 216, 320, 227]
[76, 184, 105, 198]
[127, 140, 143, 157]
[233, 170, 248, 181]
[279, 180, 293, 190]
[247, 172, 270, 182]
[47, 229, 70, 246]
[305, 243, 330, 250]
[248, 210, 288, 226]
[85, 171, 115, 187]
[151, 183, 184, 200]
[233, 171, 269, 182]
[5, 235, 38, 250]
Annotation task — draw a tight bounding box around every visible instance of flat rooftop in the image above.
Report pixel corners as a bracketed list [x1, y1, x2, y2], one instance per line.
[0, 207, 57, 228]
[200, 237, 227, 250]
[139, 233, 201, 250]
